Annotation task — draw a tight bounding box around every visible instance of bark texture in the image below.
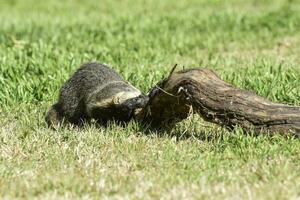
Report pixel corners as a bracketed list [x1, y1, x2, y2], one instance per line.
[136, 68, 300, 135]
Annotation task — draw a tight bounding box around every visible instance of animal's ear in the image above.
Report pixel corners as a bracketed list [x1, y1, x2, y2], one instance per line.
[112, 92, 125, 105]
[113, 91, 143, 105]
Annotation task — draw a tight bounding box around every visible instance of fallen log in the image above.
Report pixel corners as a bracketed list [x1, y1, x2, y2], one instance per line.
[135, 68, 300, 135]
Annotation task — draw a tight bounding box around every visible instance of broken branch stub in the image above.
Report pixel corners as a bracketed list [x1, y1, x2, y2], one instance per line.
[136, 68, 300, 135]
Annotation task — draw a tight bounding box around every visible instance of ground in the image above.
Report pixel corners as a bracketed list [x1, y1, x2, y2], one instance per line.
[1, 0, 300, 199]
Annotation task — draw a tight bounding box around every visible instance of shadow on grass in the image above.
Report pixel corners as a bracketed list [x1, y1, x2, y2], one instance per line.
[44, 114, 297, 144]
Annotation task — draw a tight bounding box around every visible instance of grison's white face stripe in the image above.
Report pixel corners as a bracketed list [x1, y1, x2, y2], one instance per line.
[86, 81, 140, 103]
[93, 91, 142, 107]
[86, 86, 141, 117]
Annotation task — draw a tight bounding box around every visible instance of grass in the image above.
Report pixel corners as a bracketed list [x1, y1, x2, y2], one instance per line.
[1, 0, 300, 199]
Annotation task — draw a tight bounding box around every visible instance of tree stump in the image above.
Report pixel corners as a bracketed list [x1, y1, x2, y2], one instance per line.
[135, 68, 300, 135]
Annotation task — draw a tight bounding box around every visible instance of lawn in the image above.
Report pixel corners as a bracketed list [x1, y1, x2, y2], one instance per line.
[1, 0, 300, 199]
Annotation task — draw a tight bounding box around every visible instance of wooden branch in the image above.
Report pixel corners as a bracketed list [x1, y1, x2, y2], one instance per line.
[135, 68, 300, 135]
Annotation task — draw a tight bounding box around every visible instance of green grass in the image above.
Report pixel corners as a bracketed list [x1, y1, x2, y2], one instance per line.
[1, 0, 300, 199]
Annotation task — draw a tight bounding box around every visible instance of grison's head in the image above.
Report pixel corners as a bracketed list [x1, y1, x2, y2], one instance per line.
[88, 90, 149, 124]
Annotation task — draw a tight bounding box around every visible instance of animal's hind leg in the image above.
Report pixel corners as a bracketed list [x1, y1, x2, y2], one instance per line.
[45, 103, 64, 128]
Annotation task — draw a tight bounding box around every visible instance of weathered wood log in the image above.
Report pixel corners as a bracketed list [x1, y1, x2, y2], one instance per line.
[135, 68, 300, 135]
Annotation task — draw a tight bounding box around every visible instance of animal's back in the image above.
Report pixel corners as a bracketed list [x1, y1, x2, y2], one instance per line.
[61, 62, 122, 96]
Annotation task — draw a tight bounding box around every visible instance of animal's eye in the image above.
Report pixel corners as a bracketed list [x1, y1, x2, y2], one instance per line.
[121, 106, 131, 113]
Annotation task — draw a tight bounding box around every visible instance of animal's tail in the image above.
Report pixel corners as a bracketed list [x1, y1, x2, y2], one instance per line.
[45, 103, 64, 129]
